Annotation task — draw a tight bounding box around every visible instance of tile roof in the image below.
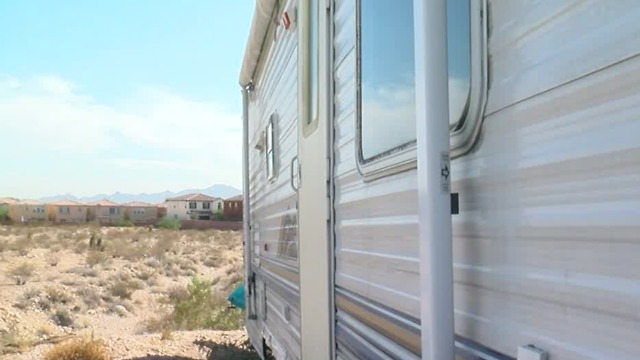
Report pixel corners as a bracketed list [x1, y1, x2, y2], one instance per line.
[15, 199, 44, 205]
[123, 201, 155, 207]
[0, 197, 19, 205]
[87, 199, 120, 206]
[166, 193, 220, 202]
[225, 195, 243, 201]
[49, 200, 84, 206]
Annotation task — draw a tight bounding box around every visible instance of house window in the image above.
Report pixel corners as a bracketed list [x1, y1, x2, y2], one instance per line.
[266, 115, 276, 180]
[217, 202, 222, 210]
[59, 207, 70, 214]
[203, 202, 211, 210]
[357, 0, 476, 167]
[189, 202, 197, 209]
[109, 207, 120, 215]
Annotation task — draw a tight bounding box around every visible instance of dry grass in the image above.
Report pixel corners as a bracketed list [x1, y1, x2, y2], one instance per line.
[86, 250, 109, 268]
[0, 327, 34, 355]
[0, 225, 245, 357]
[45, 285, 74, 305]
[52, 306, 75, 327]
[43, 337, 111, 360]
[8, 262, 36, 285]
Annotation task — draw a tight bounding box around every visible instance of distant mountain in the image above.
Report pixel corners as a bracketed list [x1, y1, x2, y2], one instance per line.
[38, 184, 241, 205]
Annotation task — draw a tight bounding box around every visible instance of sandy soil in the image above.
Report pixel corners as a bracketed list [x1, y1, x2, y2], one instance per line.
[0, 225, 257, 360]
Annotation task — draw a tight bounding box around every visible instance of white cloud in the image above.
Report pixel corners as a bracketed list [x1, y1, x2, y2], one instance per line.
[360, 77, 470, 159]
[0, 74, 243, 195]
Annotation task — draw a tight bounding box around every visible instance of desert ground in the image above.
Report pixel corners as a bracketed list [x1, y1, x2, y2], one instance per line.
[0, 224, 259, 359]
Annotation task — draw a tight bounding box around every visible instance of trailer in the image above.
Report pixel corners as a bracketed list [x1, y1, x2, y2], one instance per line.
[237, 0, 640, 359]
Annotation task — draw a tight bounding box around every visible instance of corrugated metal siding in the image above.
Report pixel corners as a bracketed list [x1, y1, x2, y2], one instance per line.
[486, 0, 640, 115]
[247, 0, 301, 357]
[332, 0, 420, 358]
[333, 0, 640, 359]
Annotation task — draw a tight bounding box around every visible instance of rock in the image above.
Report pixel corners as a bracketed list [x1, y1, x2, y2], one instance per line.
[113, 305, 128, 317]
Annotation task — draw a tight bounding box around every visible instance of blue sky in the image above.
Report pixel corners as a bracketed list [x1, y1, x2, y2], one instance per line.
[0, 0, 254, 199]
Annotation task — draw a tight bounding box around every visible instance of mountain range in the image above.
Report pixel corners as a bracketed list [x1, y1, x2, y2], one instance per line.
[37, 184, 241, 205]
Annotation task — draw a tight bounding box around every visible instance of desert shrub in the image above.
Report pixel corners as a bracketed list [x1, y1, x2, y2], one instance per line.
[32, 232, 52, 245]
[43, 337, 110, 360]
[0, 207, 9, 222]
[156, 218, 181, 230]
[85, 251, 108, 268]
[0, 326, 33, 354]
[14, 288, 41, 310]
[203, 258, 218, 268]
[47, 253, 60, 267]
[170, 277, 244, 331]
[116, 219, 134, 227]
[52, 307, 75, 327]
[144, 258, 162, 269]
[108, 280, 143, 300]
[135, 268, 153, 280]
[150, 234, 177, 260]
[8, 262, 36, 285]
[67, 266, 99, 278]
[9, 236, 34, 256]
[45, 286, 74, 305]
[213, 210, 225, 221]
[76, 286, 102, 309]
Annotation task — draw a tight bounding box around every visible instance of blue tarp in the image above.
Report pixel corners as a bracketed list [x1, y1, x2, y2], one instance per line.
[227, 283, 246, 310]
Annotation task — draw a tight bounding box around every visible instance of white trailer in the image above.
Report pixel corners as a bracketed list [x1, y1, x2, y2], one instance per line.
[238, 0, 640, 359]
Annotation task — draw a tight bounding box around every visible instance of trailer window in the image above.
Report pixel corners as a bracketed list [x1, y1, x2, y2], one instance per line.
[358, 0, 472, 163]
[266, 116, 276, 180]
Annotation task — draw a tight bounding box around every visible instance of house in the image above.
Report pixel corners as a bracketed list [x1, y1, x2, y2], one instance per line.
[47, 200, 90, 223]
[9, 200, 47, 223]
[123, 201, 158, 224]
[165, 193, 223, 220]
[0, 197, 19, 206]
[87, 199, 124, 224]
[0, 197, 18, 221]
[223, 195, 243, 221]
[157, 203, 168, 219]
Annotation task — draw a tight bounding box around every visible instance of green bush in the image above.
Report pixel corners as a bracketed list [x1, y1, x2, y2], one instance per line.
[213, 210, 225, 221]
[156, 218, 181, 230]
[116, 219, 134, 227]
[170, 277, 244, 331]
[0, 207, 9, 222]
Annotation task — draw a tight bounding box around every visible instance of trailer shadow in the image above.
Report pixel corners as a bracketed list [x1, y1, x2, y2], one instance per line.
[193, 337, 261, 360]
[122, 336, 260, 360]
[123, 357, 196, 360]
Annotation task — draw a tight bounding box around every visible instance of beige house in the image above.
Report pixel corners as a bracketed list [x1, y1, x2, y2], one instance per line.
[0, 197, 18, 206]
[123, 201, 159, 224]
[47, 200, 90, 223]
[9, 200, 47, 223]
[0, 197, 18, 221]
[87, 199, 124, 224]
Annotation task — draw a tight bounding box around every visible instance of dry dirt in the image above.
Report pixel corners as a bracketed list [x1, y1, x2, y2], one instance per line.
[0, 225, 258, 360]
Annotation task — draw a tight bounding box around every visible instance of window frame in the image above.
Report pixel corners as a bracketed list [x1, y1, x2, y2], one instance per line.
[355, 0, 487, 181]
[189, 201, 197, 210]
[300, 0, 320, 137]
[265, 113, 277, 181]
[203, 202, 211, 210]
